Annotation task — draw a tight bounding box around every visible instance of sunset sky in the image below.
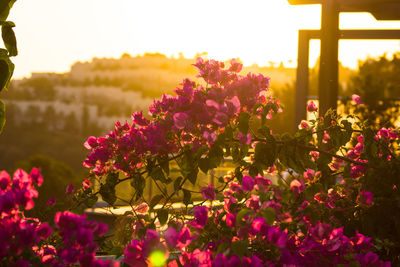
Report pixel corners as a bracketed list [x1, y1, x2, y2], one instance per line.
[8, 0, 400, 78]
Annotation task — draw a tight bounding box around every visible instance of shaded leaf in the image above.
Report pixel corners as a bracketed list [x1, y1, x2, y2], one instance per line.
[150, 194, 163, 210]
[183, 189, 191, 206]
[157, 209, 168, 225]
[2, 21, 17, 56]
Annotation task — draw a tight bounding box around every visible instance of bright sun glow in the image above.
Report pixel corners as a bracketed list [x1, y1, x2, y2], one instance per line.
[149, 250, 166, 267]
[8, 0, 400, 78]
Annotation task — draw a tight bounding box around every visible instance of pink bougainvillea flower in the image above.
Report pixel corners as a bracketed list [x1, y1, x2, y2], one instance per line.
[243, 255, 263, 267]
[290, 179, 305, 196]
[238, 132, 252, 145]
[82, 178, 91, 189]
[203, 130, 217, 146]
[357, 190, 373, 205]
[46, 198, 56, 207]
[242, 175, 255, 192]
[83, 136, 98, 150]
[307, 101, 318, 112]
[226, 213, 236, 228]
[29, 168, 43, 187]
[173, 112, 189, 130]
[65, 184, 74, 195]
[0, 170, 10, 190]
[190, 206, 209, 228]
[300, 121, 310, 130]
[177, 227, 192, 249]
[303, 169, 315, 181]
[251, 217, 266, 234]
[165, 227, 178, 248]
[36, 222, 52, 240]
[352, 94, 363, 105]
[322, 131, 330, 144]
[201, 183, 215, 201]
[255, 175, 271, 191]
[123, 239, 146, 267]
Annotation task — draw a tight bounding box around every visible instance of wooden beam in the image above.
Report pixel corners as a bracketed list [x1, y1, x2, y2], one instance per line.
[318, 0, 339, 115]
[287, 0, 321, 5]
[294, 31, 311, 131]
[302, 29, 400, 39]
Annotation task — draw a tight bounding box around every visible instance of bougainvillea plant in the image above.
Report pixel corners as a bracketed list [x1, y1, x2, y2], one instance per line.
[2, 58, 400, 266]
[0, 169, 118, 266]
[78, 58, 398, 265]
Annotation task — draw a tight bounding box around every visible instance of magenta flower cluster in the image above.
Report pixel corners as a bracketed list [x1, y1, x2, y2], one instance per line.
[0, 169, 118, 267]
[83, 58, 272, 178]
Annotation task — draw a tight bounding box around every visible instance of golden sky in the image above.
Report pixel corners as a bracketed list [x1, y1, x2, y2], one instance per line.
[8, 0, 400, 78]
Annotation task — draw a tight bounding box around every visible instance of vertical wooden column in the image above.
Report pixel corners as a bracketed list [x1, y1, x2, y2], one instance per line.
[318, 0, 339, 115]
[294, 30, 310, 131]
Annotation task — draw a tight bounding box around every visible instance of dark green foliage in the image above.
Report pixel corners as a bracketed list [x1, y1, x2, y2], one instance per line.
[1, 21, 16, 56]
[99, 172, 119, 205]
[15, 154, 80, 222]
[346, 53, 400, 129]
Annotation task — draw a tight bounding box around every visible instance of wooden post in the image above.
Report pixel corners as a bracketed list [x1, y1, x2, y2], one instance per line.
[318, 0, 339, 115]
[294, 30, 310, 131]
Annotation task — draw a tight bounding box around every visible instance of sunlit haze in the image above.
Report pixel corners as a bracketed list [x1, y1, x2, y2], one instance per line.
[8, 0, 400, 78]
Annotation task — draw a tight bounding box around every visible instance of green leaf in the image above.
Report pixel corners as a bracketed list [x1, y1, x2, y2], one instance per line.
[0, 99, 5, 133]
[0, 48, 13, 91]
[187, 166, 199, 185]
[236, 208, 252, 227]
[262, 207, 275, 225]
[150, 194, 163, 209]
[2, 21, 17, 56]
[157, 209, 168, 225]
[131, 173, 146, 200]
[231, 240, 249, 258]
[183, 189, 191, 206]
[238, 112, 251, 134]
[99, 184, 116, 206]
[99, 172, 119, 205]
[150, 166, 167, 183]
[249, 164, 258, 177]
[254, 141, 276, 168]
[158, 156, 170, 175]
[0, 0, 16, 21]
[235, 166, 243, 182]
[174, 176, 183, 192]
[199, 158, 211, 174]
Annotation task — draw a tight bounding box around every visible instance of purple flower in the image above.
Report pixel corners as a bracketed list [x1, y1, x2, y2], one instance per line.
[238, 132, 252, 145]
[29, 168, 43, 187]
[0, 171, 10, 190]
[242, 175, 255, 191]
[177, 227, 192, 249]
[201, 183, 215, 201]
[251, 217, 266, 234]
[65, 184, 74, 195]
[83, 136, 98, 149]
[352, 94, 363, 105]
[290, 179, 305, 196]
[357, 190, 373, 205]
[165, 226, 178, 248]
[46, 198, 56, 207]
[36, 222, 52, 239]
[307, 101, 318, 112]
[226, 213, 236, 228]
[191, 206, 208, 228]
[173, 112, 189, 130]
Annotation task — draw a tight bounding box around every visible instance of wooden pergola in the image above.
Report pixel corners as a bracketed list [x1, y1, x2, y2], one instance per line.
[288, 0, 400, 129]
